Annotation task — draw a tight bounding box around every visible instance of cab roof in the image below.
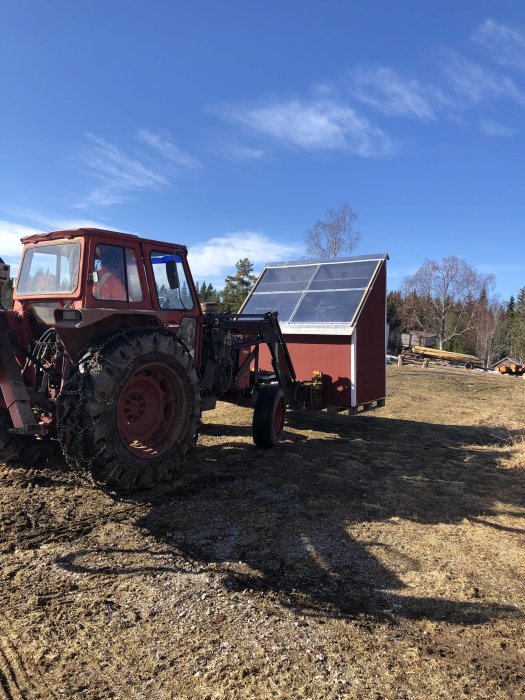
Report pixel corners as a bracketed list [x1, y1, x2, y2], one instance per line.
[20, 228, 187, 253]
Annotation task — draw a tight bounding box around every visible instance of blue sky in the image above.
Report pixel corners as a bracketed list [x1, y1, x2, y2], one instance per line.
[1, 1, 524, 300]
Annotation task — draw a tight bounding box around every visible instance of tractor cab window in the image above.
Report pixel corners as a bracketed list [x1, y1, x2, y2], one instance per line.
[150, 251, 194, 310]
[125, 249, 143, 302]
[93, 244, 143, 302]
[17, 242, 80, 295]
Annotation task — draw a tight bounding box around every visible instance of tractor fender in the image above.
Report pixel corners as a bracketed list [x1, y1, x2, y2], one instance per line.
[54, 309, 165, 360]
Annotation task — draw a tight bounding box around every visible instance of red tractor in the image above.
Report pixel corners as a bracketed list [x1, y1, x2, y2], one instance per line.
[0, 228, 308, 491]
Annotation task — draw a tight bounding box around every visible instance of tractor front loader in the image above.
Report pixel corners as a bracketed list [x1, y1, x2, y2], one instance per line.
[0, 228, 318, 491]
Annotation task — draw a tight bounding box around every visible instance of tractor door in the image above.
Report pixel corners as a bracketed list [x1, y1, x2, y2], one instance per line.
[141, 243, 203, 364]
[86, 237, 151, 311]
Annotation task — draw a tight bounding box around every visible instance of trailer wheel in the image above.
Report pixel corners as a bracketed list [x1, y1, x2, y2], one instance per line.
[252, 384, 286, 448]
[57, 329, 202, 491]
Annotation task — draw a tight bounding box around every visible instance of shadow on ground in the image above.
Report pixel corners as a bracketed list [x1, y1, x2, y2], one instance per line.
[95, 412, 525, 624]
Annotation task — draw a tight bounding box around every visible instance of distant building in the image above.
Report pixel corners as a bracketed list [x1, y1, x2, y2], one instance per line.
[396, 330, 436, 349]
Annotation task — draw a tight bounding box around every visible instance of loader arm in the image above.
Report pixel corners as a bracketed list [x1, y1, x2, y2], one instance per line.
[203, 311, 297, 401]
[0, 319, 37, 430]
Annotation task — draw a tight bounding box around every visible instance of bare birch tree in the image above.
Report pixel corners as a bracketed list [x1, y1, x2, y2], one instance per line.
[403, 256, 494, 350]
[305, 202, 360, 259]
[475, 292, 504, 368]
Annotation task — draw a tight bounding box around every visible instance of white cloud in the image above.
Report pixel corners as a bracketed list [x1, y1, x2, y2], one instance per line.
[442, 53, 525, 107]
[221, 98, 394, 157]
[79, 133, 168, 206]
[472, 19, 525, 72]
[0, 221, 43, 277]
[187, 231, 302, 286]
[0, 220, 41, 259]
[350, 55, 525, 126]
[137, 129, 201, 169]
[479, 119, 515, 137]
[349, 67, 447, 121]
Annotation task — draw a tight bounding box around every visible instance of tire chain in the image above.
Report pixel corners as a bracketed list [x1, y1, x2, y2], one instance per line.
[57, 326, 201, 489]
[57, 328, 145, 487]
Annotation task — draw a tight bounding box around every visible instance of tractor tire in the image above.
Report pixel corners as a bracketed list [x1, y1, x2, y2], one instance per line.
[57, 328, 202, 491]
[252, 384, 286, 448]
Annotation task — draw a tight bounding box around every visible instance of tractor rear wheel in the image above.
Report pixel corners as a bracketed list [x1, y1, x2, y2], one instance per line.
[252, 384, 286, 448]
[57, 329, 201, 491]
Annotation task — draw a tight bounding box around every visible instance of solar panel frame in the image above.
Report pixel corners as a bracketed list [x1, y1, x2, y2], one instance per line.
[240, 254, 387, 331]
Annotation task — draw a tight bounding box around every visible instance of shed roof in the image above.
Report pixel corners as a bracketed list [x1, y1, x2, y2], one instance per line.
[240, 254, 388, 335]
[492, 356, 524, 368]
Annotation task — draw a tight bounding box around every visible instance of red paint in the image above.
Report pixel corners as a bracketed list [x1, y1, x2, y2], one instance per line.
[355, 263, 387, 405]
[259, 336, 352, 407]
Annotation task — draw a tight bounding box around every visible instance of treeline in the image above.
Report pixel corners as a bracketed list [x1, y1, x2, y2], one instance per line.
[388, 286, 525, 367]
[195, 257, 256, 312]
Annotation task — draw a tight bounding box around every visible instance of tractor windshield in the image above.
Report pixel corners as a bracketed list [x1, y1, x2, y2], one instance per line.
[17, 242, 81, 295]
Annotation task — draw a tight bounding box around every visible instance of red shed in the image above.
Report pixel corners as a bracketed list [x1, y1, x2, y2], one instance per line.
[240, 254, 388, 411]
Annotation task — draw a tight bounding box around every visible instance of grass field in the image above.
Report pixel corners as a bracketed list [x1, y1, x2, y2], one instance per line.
[0, 365, 524, 699]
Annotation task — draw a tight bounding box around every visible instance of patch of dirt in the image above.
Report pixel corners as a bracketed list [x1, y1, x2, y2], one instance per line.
[0, 366, 524, 699]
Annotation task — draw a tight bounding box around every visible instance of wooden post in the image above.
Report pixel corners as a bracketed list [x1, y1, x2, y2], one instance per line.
[397, 355, 404, 366]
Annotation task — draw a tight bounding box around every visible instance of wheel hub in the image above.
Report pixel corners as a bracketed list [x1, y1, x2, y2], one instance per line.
[117, 364, 184, 457]
[124, 392, 147, 422]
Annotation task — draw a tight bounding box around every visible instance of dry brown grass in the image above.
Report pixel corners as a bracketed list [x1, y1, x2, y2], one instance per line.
[0, 365, 524, 699]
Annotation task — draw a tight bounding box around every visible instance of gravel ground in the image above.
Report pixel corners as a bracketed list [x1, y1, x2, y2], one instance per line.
[0, 365, 524, 699]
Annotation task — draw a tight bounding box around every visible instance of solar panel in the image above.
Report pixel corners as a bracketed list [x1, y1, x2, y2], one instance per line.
[241, 254, 386, 327]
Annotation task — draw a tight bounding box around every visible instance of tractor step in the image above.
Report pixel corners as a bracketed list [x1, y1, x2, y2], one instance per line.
[9, 425, 47, 437]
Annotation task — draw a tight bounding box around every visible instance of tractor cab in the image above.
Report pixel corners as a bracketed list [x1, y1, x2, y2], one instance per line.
[13, 228, 203, 362]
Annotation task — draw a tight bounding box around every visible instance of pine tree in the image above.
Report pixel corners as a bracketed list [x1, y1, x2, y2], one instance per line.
[221, 258, 257, 312]
[180, 281, 191, 307]
[195, 280, 219, 303]
[513, 287, 525, 359]
[206, 283, 220, 303]
[386, 291, 403, 350]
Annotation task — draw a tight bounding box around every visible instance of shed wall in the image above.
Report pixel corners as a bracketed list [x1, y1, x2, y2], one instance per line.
[355, 262, 387, 405]
[258, 335, 352, 407]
